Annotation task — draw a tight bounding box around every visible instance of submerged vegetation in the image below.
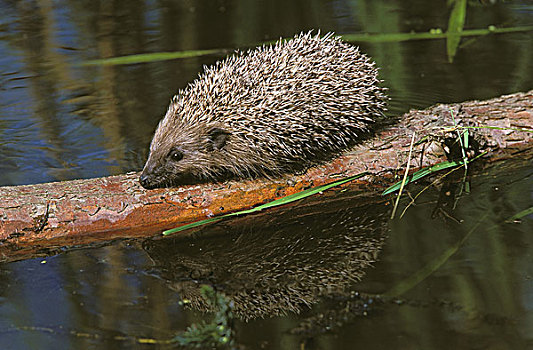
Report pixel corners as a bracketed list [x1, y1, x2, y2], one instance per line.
[172, 286, 235, 348]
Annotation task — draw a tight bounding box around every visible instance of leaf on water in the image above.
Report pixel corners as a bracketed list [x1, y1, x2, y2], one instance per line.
[447, 0, 467, 63]
[163, 173, 368, 236]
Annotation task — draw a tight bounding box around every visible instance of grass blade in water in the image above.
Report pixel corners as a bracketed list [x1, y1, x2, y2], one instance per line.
[80, 49, 224, 66]
[341, 26, 533, 43]
[79, 27, 533, 67]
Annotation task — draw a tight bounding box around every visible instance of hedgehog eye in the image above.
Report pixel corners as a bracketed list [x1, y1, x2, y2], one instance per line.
[168, 149, 183, 162]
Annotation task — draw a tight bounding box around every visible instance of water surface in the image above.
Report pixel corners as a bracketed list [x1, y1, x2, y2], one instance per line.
[0, 1, 532, 349]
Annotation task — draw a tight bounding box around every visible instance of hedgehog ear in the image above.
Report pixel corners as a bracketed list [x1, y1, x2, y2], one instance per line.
[207, 127, 230, 151]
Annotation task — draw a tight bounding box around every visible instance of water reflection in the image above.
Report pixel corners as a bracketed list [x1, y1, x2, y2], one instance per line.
[143, 189, 389, 321]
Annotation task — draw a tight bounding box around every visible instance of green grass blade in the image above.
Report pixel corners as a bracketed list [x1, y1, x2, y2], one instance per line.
[341, 25, 533, 43]
[383, 161, 460, 196]
[251, 173, 369, 211]
[447, 0, 467, 63]
[163, 173, 368, 236]
[80, 49, 224, 66]
[77, 26, 533, 67]
[163, 217, 224, 235]
[382, 151, 487, 196]
[505, 206, 533, 223]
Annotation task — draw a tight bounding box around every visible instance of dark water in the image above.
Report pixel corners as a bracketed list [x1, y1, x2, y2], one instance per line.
[1, 0, 532, 349]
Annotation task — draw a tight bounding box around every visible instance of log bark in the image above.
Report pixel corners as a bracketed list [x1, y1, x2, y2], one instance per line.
[1, 90, 532, 262]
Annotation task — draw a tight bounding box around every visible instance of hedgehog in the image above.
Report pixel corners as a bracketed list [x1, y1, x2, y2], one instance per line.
[139, 32, 387, 189]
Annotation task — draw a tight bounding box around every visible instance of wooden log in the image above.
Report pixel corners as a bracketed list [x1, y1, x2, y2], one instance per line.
[1, 90, 532, 262]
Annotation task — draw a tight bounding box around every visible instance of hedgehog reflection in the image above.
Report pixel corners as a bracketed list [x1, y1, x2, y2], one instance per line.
[143, 191, 389, 321]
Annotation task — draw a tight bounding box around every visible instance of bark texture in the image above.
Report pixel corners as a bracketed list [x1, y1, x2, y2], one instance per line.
[1, 90, 532, 262]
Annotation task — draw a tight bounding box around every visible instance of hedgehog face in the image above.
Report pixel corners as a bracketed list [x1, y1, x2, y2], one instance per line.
[139, 123, 231, 189]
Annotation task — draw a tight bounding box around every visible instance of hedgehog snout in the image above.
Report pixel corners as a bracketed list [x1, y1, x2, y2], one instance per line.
[139, 159, 161, 189]
[139, 171, 156, 189]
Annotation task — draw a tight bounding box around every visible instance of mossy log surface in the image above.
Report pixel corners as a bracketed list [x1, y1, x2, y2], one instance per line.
[1, 90, 532, 262]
